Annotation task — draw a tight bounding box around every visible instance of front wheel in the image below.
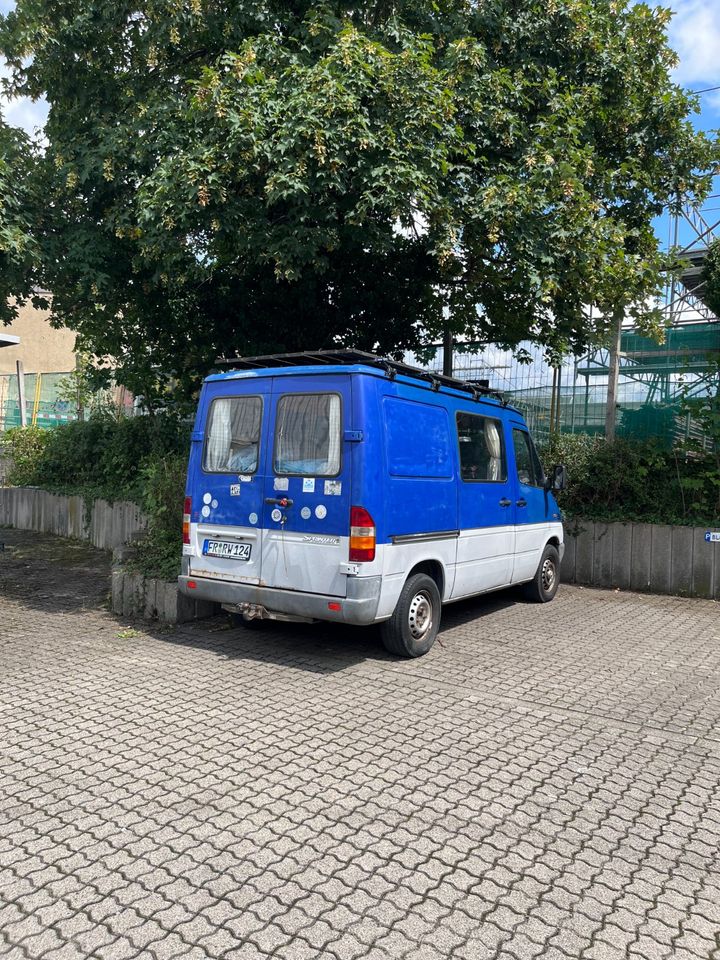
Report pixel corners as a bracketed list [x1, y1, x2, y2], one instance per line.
[524, 544, 560, 603]
[380, 573, 441, 658]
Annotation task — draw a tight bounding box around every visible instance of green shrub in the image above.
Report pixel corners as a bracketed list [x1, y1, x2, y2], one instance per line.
[2, 426, 50, 487]
[541, 433, 720, 526]
[130, 454, 187, 581]
[5, 413, 191, 502]
[3, 414, 192, 580]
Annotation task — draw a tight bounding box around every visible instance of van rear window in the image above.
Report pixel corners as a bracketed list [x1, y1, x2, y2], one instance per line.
[204, 396, 263, 474]
[274, 394, 341, 476]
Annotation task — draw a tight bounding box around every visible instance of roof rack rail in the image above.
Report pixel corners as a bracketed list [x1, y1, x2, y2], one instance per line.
[215, 349, 505, 403]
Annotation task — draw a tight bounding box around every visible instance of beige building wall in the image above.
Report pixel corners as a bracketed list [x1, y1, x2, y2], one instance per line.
[0, 299, 76, 375]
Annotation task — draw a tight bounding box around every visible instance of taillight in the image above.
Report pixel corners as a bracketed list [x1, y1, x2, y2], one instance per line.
[183, 496, 192, 545]
[350, 506, 376, 562]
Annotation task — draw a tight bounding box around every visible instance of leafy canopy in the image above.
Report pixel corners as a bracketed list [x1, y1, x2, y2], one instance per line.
[1, 0, 717, 400]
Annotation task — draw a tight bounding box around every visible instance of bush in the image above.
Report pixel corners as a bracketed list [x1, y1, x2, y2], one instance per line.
[541, 433, 720, 526]
[3, 413, 191, 502]
[3, 414, 192, 580]
[130, 455, 187, 581]
[3, 426, 50, 487]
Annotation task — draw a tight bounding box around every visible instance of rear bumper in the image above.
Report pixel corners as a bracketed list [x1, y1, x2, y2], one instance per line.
[178, 574, 383, 626]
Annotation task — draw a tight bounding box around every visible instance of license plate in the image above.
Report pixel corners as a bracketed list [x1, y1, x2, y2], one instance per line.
[203, 539, 252, 561]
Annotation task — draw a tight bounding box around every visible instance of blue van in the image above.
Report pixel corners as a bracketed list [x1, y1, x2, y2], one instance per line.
[179, 351, 566, 657]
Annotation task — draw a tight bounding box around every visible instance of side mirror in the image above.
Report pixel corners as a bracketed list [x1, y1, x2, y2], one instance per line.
[545, 464, 567, 492]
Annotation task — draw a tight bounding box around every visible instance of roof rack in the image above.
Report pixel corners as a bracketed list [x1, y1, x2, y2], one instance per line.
[215, 349, 506, 403]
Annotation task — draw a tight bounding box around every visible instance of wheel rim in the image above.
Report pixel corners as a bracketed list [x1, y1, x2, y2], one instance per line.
[408, 590, 433, 641]
[541, 558, 556, 593]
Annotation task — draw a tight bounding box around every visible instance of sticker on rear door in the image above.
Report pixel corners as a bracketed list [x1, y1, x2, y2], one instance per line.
[324, 480, 341, 496]
[230, 484, 241, 496]
[302, 478, 315, 493]
[274, 477, 289, 491]
[301, 507, 311, 519]
[315, 504, 327, 519]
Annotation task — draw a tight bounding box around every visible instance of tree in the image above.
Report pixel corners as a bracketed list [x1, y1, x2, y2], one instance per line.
[1, 1, 717, 402]
[703, 239, 720, 320]
[0, 115, 43, 325]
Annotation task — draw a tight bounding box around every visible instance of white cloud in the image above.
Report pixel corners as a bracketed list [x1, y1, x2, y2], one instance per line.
[668, 0, 720, 88]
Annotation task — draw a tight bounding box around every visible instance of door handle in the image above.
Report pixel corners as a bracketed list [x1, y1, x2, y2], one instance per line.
[516, 499, 527, 508]
[499, 498, 512, 508]
[265, 497, 294, 507]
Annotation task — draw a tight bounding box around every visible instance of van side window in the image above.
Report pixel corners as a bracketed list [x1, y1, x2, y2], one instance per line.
[513, 429, 544, 487]
[456, 412, 507, 482]
[204, 396, 262, 474]
[275, 394, 341, 477]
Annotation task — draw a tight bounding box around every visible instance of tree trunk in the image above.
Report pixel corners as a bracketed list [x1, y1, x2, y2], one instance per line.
[605, 308, 624, 441]
[443, 325, 453, 378]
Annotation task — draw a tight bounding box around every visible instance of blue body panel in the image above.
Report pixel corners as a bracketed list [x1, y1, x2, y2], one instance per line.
[186, 364, 559, 542]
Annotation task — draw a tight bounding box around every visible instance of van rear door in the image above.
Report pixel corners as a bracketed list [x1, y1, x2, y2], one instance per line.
[260, 375, 352, 598]
[188, 379, 270, 585]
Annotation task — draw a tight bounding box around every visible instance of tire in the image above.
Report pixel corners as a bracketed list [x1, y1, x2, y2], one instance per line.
[523, 544, 560, 603]
[380, 573, 442, 658]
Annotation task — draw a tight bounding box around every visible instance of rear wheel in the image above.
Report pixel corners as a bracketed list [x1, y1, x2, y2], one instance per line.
[380, 573, 441, 658]
[524, 544, 560, 603]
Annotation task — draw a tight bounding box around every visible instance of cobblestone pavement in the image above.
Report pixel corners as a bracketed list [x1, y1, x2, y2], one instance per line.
[2, 528, 720, 960]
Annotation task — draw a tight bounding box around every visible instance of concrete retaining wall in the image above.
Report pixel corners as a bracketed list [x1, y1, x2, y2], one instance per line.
[562, 521, 720, 599]
[111, 567, 216, 624]
[0, 486, 147, 550]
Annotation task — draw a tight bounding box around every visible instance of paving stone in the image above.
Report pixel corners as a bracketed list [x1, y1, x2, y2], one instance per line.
[2, 528, 720, 960]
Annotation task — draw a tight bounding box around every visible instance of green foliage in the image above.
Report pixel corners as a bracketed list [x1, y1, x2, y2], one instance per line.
[2, 425, 50, 486]
[703, 240, 720, 320]
[0, 117, 43, 327]
[2, 415, 190, 501]
[3, 415, 191, 579]
[542, 432, 720, 526]
[1, 1, 717, 400]
[130, 455, 187, 581]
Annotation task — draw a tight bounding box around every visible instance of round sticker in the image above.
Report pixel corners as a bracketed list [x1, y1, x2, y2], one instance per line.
[203, 492, 212, 505]
[300, 506, 311, 520]
[249, 512, 258, 525]
[201, 505, 211, 518]
[315, 504, 327, 520]
[271, 508, 282, 522]
[211, 499, 218, 509]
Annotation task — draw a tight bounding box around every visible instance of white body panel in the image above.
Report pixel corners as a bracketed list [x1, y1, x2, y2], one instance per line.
[262, 530, 349, 597]
[513, 522, 560, 583]
[451, 525, 515, 599]
[187, 522, 263, 584]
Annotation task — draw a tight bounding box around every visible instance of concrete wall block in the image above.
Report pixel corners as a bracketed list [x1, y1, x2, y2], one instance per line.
[630, 523, 652, 592]
[560, 531, 576, 583]
[691, 527, 714, 600]
[143, 578, 159, 620]
[610, 523, 632, 590]
[574, 521, 595, 585]
[650, 525, 672, 594]
[592, 523, 613, 587]
[111, 569, 125, 615]
[670, 526, 694, 596]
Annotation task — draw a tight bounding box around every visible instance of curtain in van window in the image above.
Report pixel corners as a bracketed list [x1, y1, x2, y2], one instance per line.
[204, 397, 262, 473]
[484, 419, 503, 481]
[275, 394, 341, 476]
